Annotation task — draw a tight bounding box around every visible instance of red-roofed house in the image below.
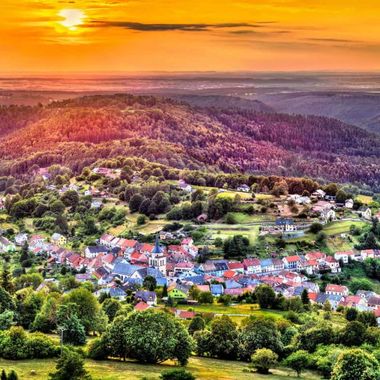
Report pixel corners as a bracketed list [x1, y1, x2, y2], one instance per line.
[326, 284, 349, 296]
[134, 302, 150, 311]
[324, 256, 341, 273]
[243, 258, 261, 274]
[283, 255, 302, 270]
[227, 262, 245, 273]
[305, 251, 326, 262]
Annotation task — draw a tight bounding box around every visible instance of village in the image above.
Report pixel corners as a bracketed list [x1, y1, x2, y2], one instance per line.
[2, 223, 380, 324]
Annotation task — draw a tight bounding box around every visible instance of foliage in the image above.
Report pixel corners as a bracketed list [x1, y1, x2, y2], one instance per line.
[331, 349, 380, 380]
[250, 348, 278, 374]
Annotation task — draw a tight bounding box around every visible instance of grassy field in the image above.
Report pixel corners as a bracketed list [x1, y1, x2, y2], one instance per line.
[207, 223, 260, 245]
[323, 220, 367, 236]
[356, 195, 373, 204]
[0, 357, 321, 380]
[174, 303, 285, 320]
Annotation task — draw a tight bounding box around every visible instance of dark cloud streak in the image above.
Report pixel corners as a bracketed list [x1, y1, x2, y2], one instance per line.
[86, 21, 272, 32]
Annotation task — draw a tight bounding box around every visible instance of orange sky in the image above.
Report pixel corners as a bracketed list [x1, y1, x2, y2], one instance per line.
[1, 0, 380, 73]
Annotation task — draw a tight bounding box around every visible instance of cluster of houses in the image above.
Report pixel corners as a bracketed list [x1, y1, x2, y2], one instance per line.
[5, 228, 378, 321]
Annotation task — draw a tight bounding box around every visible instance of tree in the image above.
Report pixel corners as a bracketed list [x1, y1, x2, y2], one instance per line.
[160, 368, 196, 380]
[301, 289, 310, 305]
[0, 286, 15, 312]
[57, 304, 86, 346]
[103, 311, 193, 365]
[61, 190, 79, 209]
[195, 316, 239, 360]
[1, 370, 6, 380]
[309, 222, 323, 234]
[250, 348, 278, 374]
[331, 349, 380, 380]
[129, 194, 144, 213]
[284, 350, 310, 377]
[50, 200, 66, 215]
[345, 307, 358, 321]
[1, 266, 14, 294]
[102, 298, 121, 323]
[8, 371, 18, 380]
[198, 292, 213, 304]
[49, 349, 91, 380]
[254, 285, 276, 309]
[143, 276, 157, 291]
[339, 321, 366, 347]
[239, 317, 283, 360]
[188, 316, 205, 335]
[62, 287, 100, 333]
[32, 294, 59, 333]
[137, 215, 146, 226]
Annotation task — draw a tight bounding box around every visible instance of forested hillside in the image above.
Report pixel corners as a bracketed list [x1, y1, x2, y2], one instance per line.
[0, 94, 379, 189]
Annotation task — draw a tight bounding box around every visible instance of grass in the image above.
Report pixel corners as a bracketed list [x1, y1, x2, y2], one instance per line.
[207, 223, 260, 244]
[356, 194, 373, 204]
[174, 303, 285, 320]
[0, 357, 321, 380]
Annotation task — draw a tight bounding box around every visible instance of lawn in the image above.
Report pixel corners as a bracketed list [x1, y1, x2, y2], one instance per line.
[323, 221, 367, 236]
[207, 223, 260, 244]
[356, 194, 373, 204]
[0, 357, 321, 380]
[174, 303, 285, 320]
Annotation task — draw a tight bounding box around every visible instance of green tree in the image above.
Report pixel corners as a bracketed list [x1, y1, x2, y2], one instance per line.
[7, 371, 18, 380]
[57, 304, 86, 346]
[195, 316, 239, 360]
[239, 317, 283, 360]
[188, 316, 205, 335]
[1, 266, 14, 294]
[50, 200, 66, 215]
[143, 276, 157, 291]
[62, 288, 100, 333]
[129, 194, 144, 213]
[198, 292, 213, 304]
[331, 349, 380, 380]
[309, 222, 323, 234]
[250, 348, 278, 374]
[254, 285, 276, 309]
[301, 289, 310, 305]
[339, 321, 366, 347]
[284, 350, 310, 377]
[103, 311, 193, 365]
[49, 350, 91, 380]
[102, 298, 121, 323]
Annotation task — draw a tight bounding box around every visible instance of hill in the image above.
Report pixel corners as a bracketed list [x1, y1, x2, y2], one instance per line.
[0, 94, 379, 189]
[258, 92, 380, 134]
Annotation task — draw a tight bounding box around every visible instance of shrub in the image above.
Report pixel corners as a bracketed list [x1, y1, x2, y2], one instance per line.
[160, 368, 196, 380]
[250, 348, 278, 374]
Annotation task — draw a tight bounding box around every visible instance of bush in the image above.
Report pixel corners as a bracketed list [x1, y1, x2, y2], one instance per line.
[87, 338, 109, 360]
[251, 348, 278, 374]
[160, 368, 196, 380]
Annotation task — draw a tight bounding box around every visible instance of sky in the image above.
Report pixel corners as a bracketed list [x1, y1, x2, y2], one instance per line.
[1, 0, 380, 73]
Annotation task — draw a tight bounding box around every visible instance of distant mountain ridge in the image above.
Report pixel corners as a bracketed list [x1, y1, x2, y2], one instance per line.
[258, 91, 380, 134]
[0, 94, 379, 189]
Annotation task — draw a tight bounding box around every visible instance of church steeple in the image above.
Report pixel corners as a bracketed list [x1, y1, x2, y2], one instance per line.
[149, 235, 166, 275]
[152, 234, 163, 255]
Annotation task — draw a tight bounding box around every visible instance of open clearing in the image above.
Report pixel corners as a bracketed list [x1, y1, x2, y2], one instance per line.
[0, 357, 321, 380]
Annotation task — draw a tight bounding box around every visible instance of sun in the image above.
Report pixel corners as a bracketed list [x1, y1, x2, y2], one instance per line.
[58, 9, 86, 31]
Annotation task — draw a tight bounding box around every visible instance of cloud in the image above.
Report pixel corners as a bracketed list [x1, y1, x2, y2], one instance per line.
[86, 21, 269, 32]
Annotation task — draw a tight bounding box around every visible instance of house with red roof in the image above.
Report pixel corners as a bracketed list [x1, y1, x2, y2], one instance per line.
[305, 251, 326, 262]
[227, 262, 245, 273]
[243, 258, 261, 274]
[325, 284, 349, 296]
[134, 301, 150, 311]
[283, 255, 302, 270]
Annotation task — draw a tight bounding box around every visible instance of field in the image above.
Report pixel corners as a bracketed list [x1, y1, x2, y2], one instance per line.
[0, 357, 321, 380]
[356, 195, 373, 204]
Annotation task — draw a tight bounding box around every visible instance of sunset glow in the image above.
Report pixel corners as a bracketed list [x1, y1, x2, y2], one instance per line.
[58, 9, 86, 31]
[1, 0, 380, 72]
